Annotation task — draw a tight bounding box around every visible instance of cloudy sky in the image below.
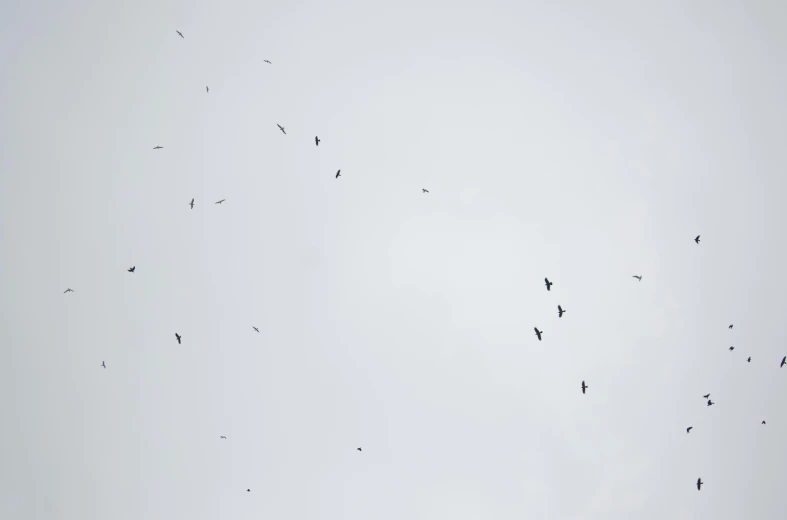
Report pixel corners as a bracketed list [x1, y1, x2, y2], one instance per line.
[2, 0, 786, 518]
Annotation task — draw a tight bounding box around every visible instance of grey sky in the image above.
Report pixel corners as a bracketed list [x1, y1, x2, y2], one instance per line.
[2, 0, 786, 518]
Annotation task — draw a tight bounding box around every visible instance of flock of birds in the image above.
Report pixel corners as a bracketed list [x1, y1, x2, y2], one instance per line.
[57, 29, 787, 498]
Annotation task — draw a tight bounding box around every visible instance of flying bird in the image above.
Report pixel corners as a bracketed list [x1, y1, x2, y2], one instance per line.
[357, 447, 362, 452]
[175, 333, 181, 344]
[101, 361, 106, 369]
[263, 60, 272, 64]
[703, 393, 711, 399]
[747, 356, 752, 363]
[632, 275, 642, 281]
[422, 188, 429, 193]
[253, 327, 259, 333]
[335, 170, 341, 178]
[729, 324, 733, 329]
[558, 305, 565, 318]
[220, 436, 227, 439]
[686, 426, 693, 433]
[315, 136, 320, 146]
[781, 356, 786, 367]
[544, 278, 553, 291]
[277, 124, 286, 135]
[64, 288, 74, 293]
[153, 145, 163, 149]
[247, 489, 250, 492]
[729, 346, 734, 351]
[762, 421, 766, 425]
[707, 400, 714, 406]
[697, 478, 703, 490]
[206, 86, 209, 93]
[128, 266, 135, 273]
[176, 30, 184, 38]
[534, 328, 543, 341]
[581, 380, 588, 394]
[189, 198, 194, 209]
[695, 235, 701, 244]
[215, 199, 225, 204]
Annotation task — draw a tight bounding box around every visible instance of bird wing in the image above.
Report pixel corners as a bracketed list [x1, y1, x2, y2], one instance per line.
[558, 305, 563, 312]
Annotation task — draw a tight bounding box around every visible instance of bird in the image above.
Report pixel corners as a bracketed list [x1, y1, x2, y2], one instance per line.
[153, 145, 163, 149]
[206, 86, 209, 93]
[558, 305, 565, 318]
[263, 60, 272, 64]
[357, 447, 362, 452]
[762, 421, 766, 425]
[781, 356, 786, 367]
[220, 436, 227, 439]
[707, 400, 714, 406]
[277, 124, 286, 135]
[215, 199, 225, 204]
[729, 324, 733, 329]
[632, 275, 642, 281]
[686, 426, 693, 433]
[101, 361, 106, 369]
[335, 170, 341, 178]
[544, 278, 553, 291]
[247, 489, 250, 492]
[175, 333, 181, 344]
[729, 346, 735, 351]
[697, 478, 703, 490]
[747, 356, 752, 363]
[315, 136, 320, 146]
[422, 188, 429, 193]
[703, 393, 711, 399]
[64, 288, 74, 293]
[253, 326, 259, 333]
[581, 380, 588, 394]
[534, 328, 543, 341]
[128, 266, 135, 273]
[176, 30, 184, 38]
[695, 235, 701, 244]
[189, 198, 194, 209]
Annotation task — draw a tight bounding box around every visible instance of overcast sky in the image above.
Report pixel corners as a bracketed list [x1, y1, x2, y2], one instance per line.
[1, 0, 786, 519]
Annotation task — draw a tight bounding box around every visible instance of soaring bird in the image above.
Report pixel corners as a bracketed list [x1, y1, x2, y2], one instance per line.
[153, 145, 163, 149]
[315, 136, 320, 146]
[264, 60, 272, 64]
[729, 346, 735, 351]
[64, 288, 74, 293]
[253, 327, 259, 333]
[101, 361, 106, 369]
[747, 356, 751, 363]
[357, 447, 362, 452]
[581, 380, 588, 394]
[762, 421, 766, 425]
[695, 235, 701, 244]
[189, 198, 194, 209]
[220, 436, 227, 439]
[781, 356, 786, 367]
[544, 278, 553, 291]
[697, 478, 703, 490]
[247, 489, 250, 492]
[632, 275, 642, 281]
[215, 199, 225, 204]
[703, 393, 711, 399]
[277, 124, 286, 135]
[206, 86, 209, 93]
[729, 324, 733, 329]
[558, 305, 565, 318]
[175, 333, 181, 344]
[422, 188, 429, 193]
[336, 170, 341, 178]
[707, 400, 714, 406]
[534, 328, 543, 341]
[686, 426, 693, 433]
[176, 30, 184, 38]
[128, 266, 135, 273]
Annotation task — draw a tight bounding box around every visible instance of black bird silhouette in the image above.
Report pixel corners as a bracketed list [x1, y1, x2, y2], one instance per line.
[253, 326, 259, 333]
[762, 421, 766, 425]
[707, 400, 714, 406]
[697, 478, 703, 490]
[581, 380, 588, 394]
[422, 188, 429, 193]
[729, 346, 735, 351]
[206, 86, 209, 93]
[153, 145, 163, 149]
[315, 136, 320, 146]
[357, 447, 362, 452]
[176, 30, 184, 38]
[747, 356, 751, 363]
[781, 356, 786, 367]
[695, 235, 701, 244]
[544, 278, 552, 291]
[264, 60, 272, 64]
[557, 305, 565, 318]
[703, 393, 711, 399]
[220, 436, 227, 439]
[729, 324, 733, 329]
[189, 198, 194, 209]
[175, 333, 181, 344]
[64, 288, 74, 293]
[247, 489, 250, 492]
[632, 275, 642, 281]
[128, 266, 135, 273]
[336, 170, 341, 178]
[534, 328, 543, 341]
[215, 199, 225, 204]
[101, 361, 106, 369]
[686, 426, 693, 433]
[277, 124, 286, 135]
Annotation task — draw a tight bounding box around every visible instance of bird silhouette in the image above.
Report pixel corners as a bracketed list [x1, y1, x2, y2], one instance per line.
[729, 346, 735, 351]
[703, 393, 711, 399]
[253, 327, 259, 333]
[189, 198, 194, 209]
[336, 170, 341, 178]
[762, 421, 766, 425]
[686, 426, 693, 433]
[695, 235, 701, 244]
[153, 145, 163, 149]
[781, 356, 786, 367]
[220, 436, 227, 439]
[581, 380, 588, 394]
[247, 489, 250, 492]
[264, 60, 272, 64]
[175, 333, 181, 344]
[632, 275, 642, 281]
[64, 288, 74, 293]
[128, 266, 135, 273]
[315, 136, 320, 146]
[277, 124, 286, 134]
[558, 305, 565, 318]
[707, 400, 714, 406]
[422, 188, 429, 193]
[101, 361, 106, 369]
[215, 199, 225, 204]
[729, 324, 733, 329]
[544, 278, 552, 291]
[697, 478, 703, 490]
[534, 328, 543, 341]
[206, 86, 209, 93]
[357, 447, 362, 452]
[176, 30, 184, 38]
[747, 356, 752, 363]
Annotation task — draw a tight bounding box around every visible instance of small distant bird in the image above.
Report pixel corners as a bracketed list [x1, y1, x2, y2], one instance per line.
[747, 357, 751, 363]
[128, 266, 135, 273]
[632, 275, 642, 281]
[357, 447, 362, 452]
[315, 136, 320, 146]
[247, 489, 250, 492]
[729, 346, 734, 351]
[581, 380, 588, 394]
[703, 393, 711, 399]
[153, 145, 163, 149]
[253, 327, 259, 333]
[175, 333, 181, 344]
[336, 170, 341, 178]
[558, 305, 565, 318]
[544, 278, 552, 291]
[189, 198, 194, 209]
[101, 361, 106, 369]
[695, 235, 701, 244]
[707, 400, 714, 406]
[220, 436, 227, 439]
[215, 199, 225, 204]
[422, 188, 429, 193]
[697, 478, 703, 490]
[762, 421, 766, 425]
[781, 356, 786, 367]
[534, 327, 543, 341]
[206, 86, 209, 93]
[686, 426, 693, 433]
[264, 60, 272, 64]
[64, 288, 74, 293]
[176, 30, 184, 38]
[729, 324, 733, 329]
[277, 124, 286, 135]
